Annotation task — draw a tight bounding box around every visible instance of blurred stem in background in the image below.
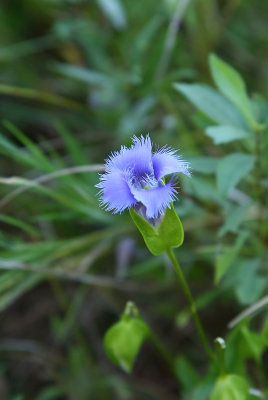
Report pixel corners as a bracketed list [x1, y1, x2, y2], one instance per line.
[155, 0, 191, 79]
[0, 84, 85, 111]
[254, 125, 266, 242]
[148, 329, 178, 382]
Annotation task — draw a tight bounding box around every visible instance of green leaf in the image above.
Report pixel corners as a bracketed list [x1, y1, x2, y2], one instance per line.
[240, 325, 266, 363]
[209, 54, 257, 129]
[3, 120, 55, 172]
[210, 374, 249, 400]
[119, 96, 156, 135]
[35, 386, 64, 400]
[104, 315, 149, 373]
[234, 259, 265, 305]
[52, 62, 111, 86]
[217, 153, 255, 197]
[55, 121, 88, 166]
[205, 126, 251, 145]
[219, 203, 251, 237]
[262, 318, 268, 345]
[0, 214, 39, 236]
[130, 203, 184, 256]
[174, 356, 200, 391]
[215, 232, 248, 283]
[97, 0, 127, 30]
[251, 94, 268, 127]
[0, 272, 43, 311]
[185, 176, 224, 205]
[0, 133, 40, 169]
[174, 83, 246, 127]
[189, 157, 219, 174]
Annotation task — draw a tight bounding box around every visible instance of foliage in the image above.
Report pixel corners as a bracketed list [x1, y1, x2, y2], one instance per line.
[0, 0, 268, 399]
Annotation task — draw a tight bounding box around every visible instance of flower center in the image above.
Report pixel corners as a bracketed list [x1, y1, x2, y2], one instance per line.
[141, 174, 166, 191]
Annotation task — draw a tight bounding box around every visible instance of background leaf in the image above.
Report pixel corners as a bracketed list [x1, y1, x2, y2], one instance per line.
[210, 374, 249, 400]
[217, 153, 255, 196]
[174, 83, 246, 127]
[205, 125, 251, 145]
[97, 0, 127, 30]
[209, 54, 257, 128]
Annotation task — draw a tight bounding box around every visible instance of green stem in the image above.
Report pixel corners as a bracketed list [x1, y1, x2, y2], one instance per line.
[0, 84, 85, 111]
[149, 331, 173, 369]
[166, 247, 215, 362]
[155, 0, 191, 79]
[255, 127, 265, 242]
[149, 330, 178, 380]
[214, 337, 226, 376]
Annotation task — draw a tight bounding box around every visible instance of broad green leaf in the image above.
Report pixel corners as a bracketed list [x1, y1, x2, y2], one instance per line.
[209, 54, 257, 128]
[185, 176, 224, 205]
[97, 0, 127, 30]
[174, 83, 246, 127]
[130, 203, 184, 256]
[240, 325, 266, 363]
[215, 232, 248, 283]
[205, 126, 251, 145]
[189, 157, 219, 174]
[104, 315, 149, 372]
[234, 259, 265, 305]
[217, 153, 255, 197]
[174, 356, 200, 391]
[210, 374, 249, 400]
[219, 203, 251, 237]
[251, 94, 268, 126]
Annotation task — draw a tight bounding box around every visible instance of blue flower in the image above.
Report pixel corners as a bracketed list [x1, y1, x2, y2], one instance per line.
[96, 135, 190, 220]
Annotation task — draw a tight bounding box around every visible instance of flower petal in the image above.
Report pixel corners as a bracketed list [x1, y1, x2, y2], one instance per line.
[129, 180, 177, 219]
[96, 169, 137, 213]
[152, 147, 190, 180]
[106, 135, 154, 177]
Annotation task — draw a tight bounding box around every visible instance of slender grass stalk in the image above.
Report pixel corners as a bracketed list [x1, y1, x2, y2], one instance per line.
[214, 337, 226, 376]
[149, 330, 178, 381]
[155, 0, 191, 79]
[254, 126, 266, 242]
[0, 164, 104, 209]
[0, 84, 85, 111]
[166, 247, 215, 363]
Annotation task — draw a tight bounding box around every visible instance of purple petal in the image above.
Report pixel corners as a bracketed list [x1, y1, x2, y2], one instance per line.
[106, 135, 153, 177]
[152, 146, 190, 180]
[96, 169, 137, 213]
[129, 180, 177, 219]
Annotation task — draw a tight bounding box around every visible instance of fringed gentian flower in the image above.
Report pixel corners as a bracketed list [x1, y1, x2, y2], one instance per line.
[96, 135, 190, 222]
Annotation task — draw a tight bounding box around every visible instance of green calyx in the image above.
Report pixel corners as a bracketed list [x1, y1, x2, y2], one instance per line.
[130, 203, 184, 256]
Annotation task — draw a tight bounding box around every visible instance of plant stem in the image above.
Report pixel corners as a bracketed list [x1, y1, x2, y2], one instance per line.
[166, 247, 215, 362]
[255, 126, 265, 241]
[214, 337, 226, 376]
[149, 330, 174, 374]
[155, 0, 191, 79]
[0, 84, 85, 111]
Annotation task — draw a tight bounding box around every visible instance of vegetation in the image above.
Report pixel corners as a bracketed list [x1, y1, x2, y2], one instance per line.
[0, 1, 268, 399]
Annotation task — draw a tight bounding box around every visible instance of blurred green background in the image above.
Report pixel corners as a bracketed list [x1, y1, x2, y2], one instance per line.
[0, 0, 268, 399]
